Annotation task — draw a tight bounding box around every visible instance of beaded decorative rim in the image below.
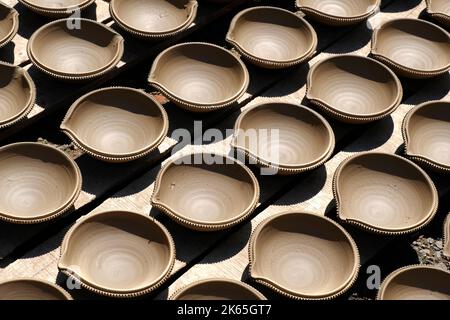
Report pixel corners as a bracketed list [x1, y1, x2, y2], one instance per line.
[17, 0, 95, 18]
[249, 211, 360, 300]
[58, 210, 176, 298]
[0, 3, 18, 49]
[425, 0, 450, 27]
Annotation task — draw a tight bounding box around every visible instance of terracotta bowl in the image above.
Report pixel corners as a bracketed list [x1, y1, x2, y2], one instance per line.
[249, 211, 359, 300]
[371, 18, 450, 78]
[61, 87, 168, 162]
[426, 0, 450, 27]
[444, 214, 450, 258]
[170, 279, 266, 300]
[58, 210, 175, 298]
[226, 6, 317, 69]
[27, 18, 124, 81]
[18, 0, 95, 17]
[0, 2, 18, 48]
[152, 153, 259, 231]
[148, 42, 249, 112]
[295, 0, 380, 26]
[334, 152, 438, 235]
[402, 100, 450, 173]
[232, 103, 335, 174]
[0, 279, 72, 300]
[378, 265, 450, 300]
[110, 0, 198, 38]
[0, 142, 82, 224]
[307, 55, 402, 123]
[0, 62, 36, 129]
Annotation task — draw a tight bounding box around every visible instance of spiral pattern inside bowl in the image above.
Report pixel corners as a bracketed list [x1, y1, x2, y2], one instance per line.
[0, 144, 79, 219]
[406, 102, 450, 166]
[230, 7, 314, 62]
[60, 212, 172, 292]
[112, 0, 194, 33]
[252, 213, 357, 297]
[337, 153, 436, 230]
[0, 68, 33, 123]
[298, 0, 376, 17]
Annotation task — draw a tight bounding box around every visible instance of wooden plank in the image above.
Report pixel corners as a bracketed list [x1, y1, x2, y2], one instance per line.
[0, 0, 375, 259]
[0, 0, 434, 294]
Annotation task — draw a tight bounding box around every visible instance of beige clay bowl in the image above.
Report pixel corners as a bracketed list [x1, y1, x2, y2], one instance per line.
[110, 0, 198, 38]
[426, 0, 450, 28]
[0, 142, 82, 224]
[170, 279, 266, 300]
[58, 210, 175, 298]
[334, 152, 439, 235]
[151, 153, 260, 231]
[226, 6, 317, 69]
[402, 100, 450, 173]
[371, 18, 450, 78]
[377, 265, 450, 300]
[232, 102, 335, 174]
[27, 18, 124, 81]
[0, 62, 36, 129]
[0, 1, 18, 48]
[61, 87, 168, 163]
[307, 54, 403, 123]
[18, 0, 95, 17]
[249, 211, 359, 300]
[0, 279, 72, 300]
[295, 0, 380, 26]
[148, 42, 249, 112]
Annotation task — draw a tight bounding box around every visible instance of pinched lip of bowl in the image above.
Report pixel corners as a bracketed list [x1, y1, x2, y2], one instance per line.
[232, 102, 335, 174]
[148, 42, 249, 112]
[151, 152, 260, 231]
[226, 6, 318, 69]
[425, 0, 450, 27]
[333, 152, 439, 235]
[0, 61, 36, 129]
[0, 2, 19, 48]
[295, 0, 381, 26]
[58, 210, 176, 298]
[371, 18, 450, 78]
[60, 87, 169, 163]
[249, 211, 360, 300]
[377, 265, 450, 300]
[27, 18, 124, 81]
[110, 0, 198, 38]
[306, 54, 403, 123]
[170, 278, 267, 300]
[0, 279, 72, 300]
[402, 100, 450, 173]
[18, 0, 95, 17]
[0, 142, 82, 224]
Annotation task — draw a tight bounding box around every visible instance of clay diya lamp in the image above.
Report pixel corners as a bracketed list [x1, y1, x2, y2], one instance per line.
[232, 102, 335, 174]
[170, 279, 266, 300]
[307, 54, 403, 123]
[0, 142, 82, 224]
[0, 279, 72, 300]
[58, 210, 175, 298]
[377, 265, 450, 300]
[426, 0, 450, 28]
[226, 6, 317, 69]
[27, 18, 124, 81]
[148, 42, 249, 112]
[61, 87, 169, 162]
[151, 152, 259, 231]
[110, 0, 198, 39]
[295, 0, 380, 26]
[0, 62, 36, 129]
[333, 152, 438, 235]
[249, 211, 360, 299]
[0, 1, 18, 48]
[402, 100, 450, 173]
[18, 0, 95, 17]
[371, 18, 450, 78]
